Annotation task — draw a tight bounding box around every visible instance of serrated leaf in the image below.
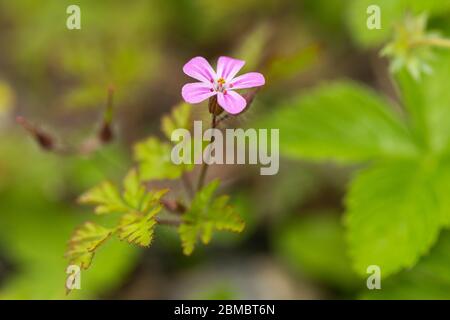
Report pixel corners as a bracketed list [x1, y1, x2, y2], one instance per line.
[122, 169, 168, 211]
[345, 159, 441, 278]
[79, 169, 168, 215]
[65, 222, 113, 270]
[361, 231, 450, 299]
[122, 168, 147, 209]
[117, 207, 160, 247]
[266, 82, 417, 163]
[78, 181, 128, 215]
[179, 180, 245, 255]
[72, 169, 167, 269]
[161, 103, 192, 140]
[134, 136, 190, 181]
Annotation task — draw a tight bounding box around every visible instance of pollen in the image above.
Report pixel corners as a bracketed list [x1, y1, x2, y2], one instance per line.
[217, 77, 226, 86]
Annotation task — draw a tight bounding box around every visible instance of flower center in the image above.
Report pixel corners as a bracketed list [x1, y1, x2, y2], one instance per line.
[213, 77, 229, 94]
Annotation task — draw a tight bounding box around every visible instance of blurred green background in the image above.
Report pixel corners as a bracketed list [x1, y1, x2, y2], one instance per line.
[1, 0, 450, 299]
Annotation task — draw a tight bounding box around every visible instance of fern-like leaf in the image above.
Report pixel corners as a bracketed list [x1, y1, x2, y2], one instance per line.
[179, 180, 245, 255]
[117, 207, 160, 247]
[134, 137, 188, 181]
[78, 181, 128, 215]
[161, 102, 192, 140]
[65, 222, 113, 270]
[71, 169, 168, 267]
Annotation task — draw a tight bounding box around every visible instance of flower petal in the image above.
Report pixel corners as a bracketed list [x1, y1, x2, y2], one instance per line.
[217, 91, 247, 115]
[217, 56, 245, 81]
[230, 72, 265, 90]
[182, 82, 215, 104]
[183, 57, 216, 83]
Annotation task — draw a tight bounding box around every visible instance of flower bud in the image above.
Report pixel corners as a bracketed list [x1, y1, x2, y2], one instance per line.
[208, 95, 224, 116]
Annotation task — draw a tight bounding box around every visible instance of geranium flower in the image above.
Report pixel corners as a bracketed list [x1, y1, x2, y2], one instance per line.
[181, 56, 265, 114]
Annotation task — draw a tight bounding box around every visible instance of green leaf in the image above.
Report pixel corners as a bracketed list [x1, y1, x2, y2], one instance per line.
[430, 157, 450, 226]
[0, 135, 138, 299]
[122, 168, 147, 209]
[161, 103, 192, 140]
[115, 170, 167, 247]
[179, 180, 245, 255]
[75, 169, 167, 262]
[78, 169, 168, 215]
[65, 222, 113, 270]
[78, 181, 128, 215]
[361, 231, 450, 299]
[345, 159, 441, 278]
[395, 69, 428, 147]
[122, 169, 168, 211]
[134, 137, 189, 181]
[267, 82, 417, 163]
[117, 207, 160, 247]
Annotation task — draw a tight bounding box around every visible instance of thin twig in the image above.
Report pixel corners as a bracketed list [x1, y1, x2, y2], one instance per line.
[17, 87, 116, 156]
[156, 218, 182, 227]
[196, 89, 260, 190]
[161, 199, 186, 215]
[412, 37, 450, 49]
[215, 88, 260, 127]
[16, 116, 57, 151]
[196, 113, 216, 191]
[181, 173, 194, 199]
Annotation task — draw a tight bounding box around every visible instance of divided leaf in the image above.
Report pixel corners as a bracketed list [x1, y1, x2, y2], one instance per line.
[73, 168, 168, 269]
[78, 181, 129, 215]
[345, 159, 441, 278]
[134, 137, 190, 181]
[78, 169, 167, 216]
[122, 169, 168, 212]
[179, 180, 245, 255]
[161, 102, 192, 140]
[65, 222, 113, 270]
[117, 207, 160, 247]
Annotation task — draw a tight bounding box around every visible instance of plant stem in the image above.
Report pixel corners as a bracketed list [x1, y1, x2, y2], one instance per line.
[181, 173, 194, 199]
[196, 114, 216, 191]
[161, 199, 186, 215]
[413, 37, 450, 49]
[156, 218, 181, 227]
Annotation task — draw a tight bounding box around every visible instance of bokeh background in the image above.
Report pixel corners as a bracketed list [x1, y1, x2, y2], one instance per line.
[1, 0, 450, 299]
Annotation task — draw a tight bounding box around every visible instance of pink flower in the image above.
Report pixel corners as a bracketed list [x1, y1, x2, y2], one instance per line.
[181, 56, 265, 114]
